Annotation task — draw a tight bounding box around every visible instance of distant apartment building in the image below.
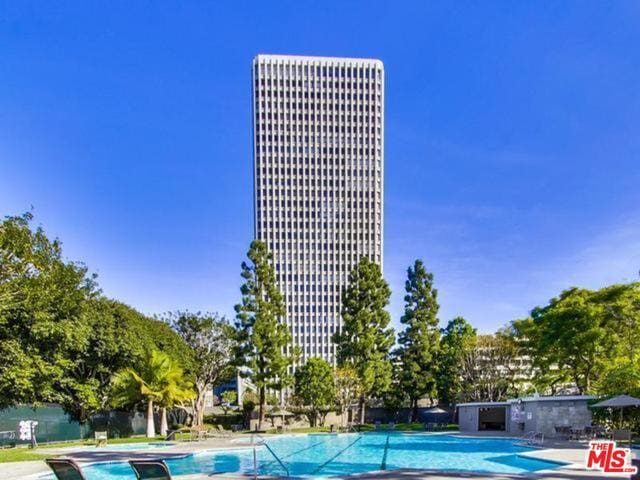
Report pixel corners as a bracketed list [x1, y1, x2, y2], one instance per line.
[252, 54, 384, 365]
[459, 334, 534, 402]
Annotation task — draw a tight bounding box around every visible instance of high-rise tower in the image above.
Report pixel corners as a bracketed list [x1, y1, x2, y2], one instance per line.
[252, 54, 384, 365]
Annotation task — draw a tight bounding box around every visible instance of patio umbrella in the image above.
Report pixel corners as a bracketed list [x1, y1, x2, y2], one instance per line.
[591, 395, 640, 427]
[423, 407, 448, 425]
[425, 407, 447, 414]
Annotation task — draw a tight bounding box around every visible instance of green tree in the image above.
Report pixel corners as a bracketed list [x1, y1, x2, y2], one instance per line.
[293, 357, 336, 427]
[0, 212, 97, 415]
[110, 349, 194, 437]
[516, 288, 604, 394]
[395, 260, 440, 421]
[164, 311, 236, 426]
[514, 282, 640, 396]
[0, 213, 194, 424]
[221, 390, 238, 416]
[436, 317, 476, 406]
[334, 257, 394, 424]
[334, 366, 362, 427]
[241, 390, 258, 429]
[64, 298, 193, 423]
[383, 363, 408, 422]
[459, 332, 523, 402]
[234, 240, 298, 430]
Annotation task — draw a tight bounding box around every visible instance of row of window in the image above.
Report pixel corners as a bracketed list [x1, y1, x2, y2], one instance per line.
[256, 168, 381, 179]
[258, 144, 381, 154]
[258, 175, 378, 184]
[292, 324, 337, 334]
[280, 283, 349, 293]
[255, 62, 382, 79]
[258, 101, 380, 112]
[261, 227, 378, 238]
[256, 187, 381, 196]
[257, 126, 381, 137]
[258, 209, 380, 218]
[257, 111, 381, 121]
[258, 135, 380, 145]
[276, 255, 380, 276]
[276, 260, 373, 272]
[257, 163, 380, 174]
[257, 198, 379, 209]
[256, 124, 381, 134]
[257, 83, 380, 95]
[258, 90, 381, 101]
[262, 223, 378, 232]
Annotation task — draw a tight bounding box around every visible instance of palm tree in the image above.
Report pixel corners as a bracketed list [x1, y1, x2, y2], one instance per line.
[111, 349, 194, 437]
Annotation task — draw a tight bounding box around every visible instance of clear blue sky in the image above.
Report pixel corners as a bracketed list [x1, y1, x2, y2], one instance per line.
[1, 1, 639, 333]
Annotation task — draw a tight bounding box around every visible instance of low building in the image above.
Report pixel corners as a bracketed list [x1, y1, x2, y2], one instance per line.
[457, 395, 596, 438]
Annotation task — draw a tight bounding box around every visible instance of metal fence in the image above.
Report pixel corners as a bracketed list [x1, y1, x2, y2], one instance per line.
[0, 404, 148, 445]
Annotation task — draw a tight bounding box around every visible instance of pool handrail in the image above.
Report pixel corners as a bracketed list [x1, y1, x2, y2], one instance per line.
[517, 431, 544, 447]
[345, 423, 361, 434]
[252, 433, 290, 478]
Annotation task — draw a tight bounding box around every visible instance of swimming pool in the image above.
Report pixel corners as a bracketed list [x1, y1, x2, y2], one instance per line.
[57, 433, 565, 479]
[55, 441, 176, 452]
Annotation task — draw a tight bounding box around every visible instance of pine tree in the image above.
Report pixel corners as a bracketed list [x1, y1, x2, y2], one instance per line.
[396, 260, 441, 422]
[334, 256, 394, 424]
[234, 240, 297, 429]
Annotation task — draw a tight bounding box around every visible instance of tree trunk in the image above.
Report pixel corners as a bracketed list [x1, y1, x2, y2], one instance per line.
[359, 397, 365, 425]
[160, 407, 168, 437]
[146, 399, 156, 438]
[192, 384, 207, 426]
[258, 387, 265, 430]
[411, 398, 419, 423]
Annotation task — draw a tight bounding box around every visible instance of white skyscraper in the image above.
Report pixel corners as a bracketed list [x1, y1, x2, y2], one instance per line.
[252, 54, 384, 366]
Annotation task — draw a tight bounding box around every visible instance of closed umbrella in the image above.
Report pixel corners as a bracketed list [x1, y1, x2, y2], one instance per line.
[591, 395, 640, 428]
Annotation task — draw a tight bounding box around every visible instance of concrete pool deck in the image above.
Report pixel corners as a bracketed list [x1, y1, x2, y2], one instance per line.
[2, 432, 635, 480]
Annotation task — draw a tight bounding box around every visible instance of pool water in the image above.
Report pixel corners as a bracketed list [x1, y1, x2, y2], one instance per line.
[57, 442, 176, 452]
[62, 434, 565, 479]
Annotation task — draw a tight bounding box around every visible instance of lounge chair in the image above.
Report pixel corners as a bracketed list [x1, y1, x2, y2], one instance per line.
[129, 460, 172, 480]
[423, 422, 434, 431]
[204, 425, 231, 439]
[388, 421, 395, 431]
[374, 420, 382, 431]
[612, 429, 631, 445]
[94, 430, 108, 447]
[188, 427, 207, 442]
[46, 458, 87, 480]
[554, 425, 571, 440]
[591, 424, 608, 439]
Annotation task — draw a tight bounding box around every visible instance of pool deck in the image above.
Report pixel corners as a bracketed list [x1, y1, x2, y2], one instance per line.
[3, 432, 634, 480]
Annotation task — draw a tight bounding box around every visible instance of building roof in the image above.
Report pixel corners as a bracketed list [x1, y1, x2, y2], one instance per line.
[514, 395, 597, 403]
[254, 54, 383, 67]
[457, 395, 597, 408]
[457, 401, 511, 407]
